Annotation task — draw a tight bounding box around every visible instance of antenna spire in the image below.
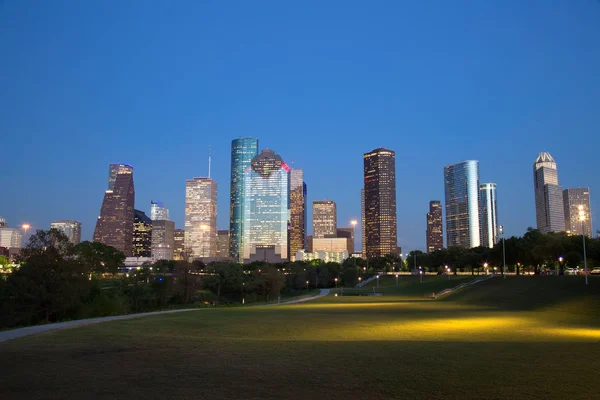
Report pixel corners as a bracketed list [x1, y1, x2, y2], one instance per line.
[208, 145, 212, 178]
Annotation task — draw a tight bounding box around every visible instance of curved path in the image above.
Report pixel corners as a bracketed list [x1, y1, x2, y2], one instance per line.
[0, 288, 331, 343]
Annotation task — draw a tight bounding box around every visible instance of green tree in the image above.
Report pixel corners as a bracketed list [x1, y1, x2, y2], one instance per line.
[76, 241, 125, 275]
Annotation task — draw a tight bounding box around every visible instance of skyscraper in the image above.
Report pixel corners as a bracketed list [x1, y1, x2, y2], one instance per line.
[132, 210, 152, 257]
[312, 200, 337, 238]
[108, 164, 133, 190]
[173, 229, 185, 261]
[479, 183, 498, 248]
[152, 219, 175, 260]
[50, 220, 82, 244]
[533, 152, 565, 234]
[242, 149, 290, 263]
[0, 217, 7, 228]
[363, 148, 398, 258]
[94, 164, 135, 256]
[563, 188, 592, 237]
[185, 177, 217, 259]
[229, 138, 259, 261]
[216, 230, 230, 258]
[289, 168, 307, 261]
[150, 201, 169, 221]
[426, 201, 443, 253]
[444, 160, 480, 248]
[0, 228, 22, 249]
[361, 189, 365, 258]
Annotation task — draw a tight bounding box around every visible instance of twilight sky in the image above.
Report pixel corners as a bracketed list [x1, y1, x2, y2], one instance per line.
[1, 0, 599, 252]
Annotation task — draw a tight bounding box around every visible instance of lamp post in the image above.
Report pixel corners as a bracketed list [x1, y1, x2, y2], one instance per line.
[306, 280, 309, 290]
[350, 219, 358, 255]
[499, 225, 506, 279]
[21, 223, 30, 245]
[447, 267, 451, 280]
[578, 206, 588, 286]
[334, 278, 338, 289]
[395, 274, 399, 286]
[419, 266, 423, 283]
[558, 256, 563, 276]
[376, 274, 380, 288]
[445, 265, 450, 280]
[484, 262, 488, 276]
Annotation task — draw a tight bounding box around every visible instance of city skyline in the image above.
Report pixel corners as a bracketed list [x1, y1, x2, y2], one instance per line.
[2, 2, 599, 251]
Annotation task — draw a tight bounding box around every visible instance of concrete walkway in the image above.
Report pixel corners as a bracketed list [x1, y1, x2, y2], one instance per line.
[0, 289, 331, 343]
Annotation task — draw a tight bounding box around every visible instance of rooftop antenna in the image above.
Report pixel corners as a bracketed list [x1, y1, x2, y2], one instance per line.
[208, 144, 212, 178]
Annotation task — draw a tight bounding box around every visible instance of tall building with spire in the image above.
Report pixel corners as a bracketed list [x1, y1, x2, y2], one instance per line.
[533, 152, 565, 234]
[363, 148, 398, 258]
[426, 201, 443, 253]
[312, 200, 337, 238]
[289, 168, 307, 261]
[94, 164, 135, 256]
[242, 149, 290, 263]
[185, 177, 217, 259]
[479, 183, 498, 248]
[229, 138, 259, 261]
[444, 160, 480, 248]
[563, 188, 592, 237]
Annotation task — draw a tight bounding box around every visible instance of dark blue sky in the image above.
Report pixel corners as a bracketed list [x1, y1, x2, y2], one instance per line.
[1, 1, 599, 251]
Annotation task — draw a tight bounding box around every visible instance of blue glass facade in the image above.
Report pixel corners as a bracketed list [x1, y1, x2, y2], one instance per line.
[444, 160, 480, 248]
[229, 138, 259, 260]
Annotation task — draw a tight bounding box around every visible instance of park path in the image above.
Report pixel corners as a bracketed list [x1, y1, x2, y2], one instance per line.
[0, 288, 331, 343]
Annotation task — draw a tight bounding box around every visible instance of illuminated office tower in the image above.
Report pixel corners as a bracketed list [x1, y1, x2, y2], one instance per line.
[426, 201, 443, 253]
[229, 138, 259, 261]
[132, 210, 152, 257]
[533, 152, 565, 233]
[0, 216, 7, 228]
[216, 230, 230, 258]
[444, 160, 480, 248]
[50, 220, 82, 244]
[185, 177, 217, 259]
[0, 228, 22, 249]
[108, 163, 133, 190]
[242, 149, 290, 263]
[479, 183, 498, 248]
[152, 219, 175, 260]
[289, 168, 307, 260]
[563, 188, 592, 237]
[363, 148, 398, 258]
[173, 229, 185, 261]
[312, 200, 336, 238]
[150, 201, 169, 221]
[94, 164, 135, 256]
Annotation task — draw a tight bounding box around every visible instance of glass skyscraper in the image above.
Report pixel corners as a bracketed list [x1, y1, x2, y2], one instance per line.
[312, 200, 337, 238]
[426, 201, 443, 253]
[534, 152, 565, 234]
[150, 200, 169, 221]
[479, 183, 498, 248]
[563, 188, 592, 237]
[50, 220, 82, 244]
[94, 164, 135, 256]
[241, 149, 290, 263]
[363, 148, 398, 258]
[289, 168, 307, 261]
[229, 138, 259, 261]
[132, 210, 153, 257]
[444, 160, 480, 248]
[185, 177, 217, 259]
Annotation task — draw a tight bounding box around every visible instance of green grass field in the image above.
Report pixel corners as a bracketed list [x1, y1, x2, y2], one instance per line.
[1, 276, 599, 399]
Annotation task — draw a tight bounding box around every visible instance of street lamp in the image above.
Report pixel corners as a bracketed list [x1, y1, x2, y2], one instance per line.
[484, 262, 488, 275]
[350, 219, 358, 254]
[21, 223, 30, 244]
[557, 256, 563, 276]
[376, 274, 380, 288]
[579, 206, 588, 286]
[395, 274, 399, 286]
[306, 280, 309, 290]
[445, 265, 450, 280]
[419, 269, 423, 284]
[499, 225, 506, 279]
[447, 267, 451, 280]
[334, 277, 338, 289]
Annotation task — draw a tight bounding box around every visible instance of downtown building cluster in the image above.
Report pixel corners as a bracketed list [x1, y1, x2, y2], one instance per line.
[425, 152, 593, 254]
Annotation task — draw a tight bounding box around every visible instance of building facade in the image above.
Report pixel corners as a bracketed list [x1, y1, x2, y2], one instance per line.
[295, 249, 348, 263]
[533, 152, 565, 234]
[132, 210, 152, 257]
[426, 201, 443, 253]
[336, 228, 354, 255]
[50, 220, 82, 244]
[229, 137, 259, 261]
[150, 201, 169, 221]
[361, 189, 365, 258]
[216, 230, 230, 258]
[0, 228, 22, 249]
[289, 168, 307, 261]
[312, 237, 348, 253]
[94, 164, 135, 256]
[444, 160, 480, 248]
[173, 228, 185, 261]
[185, 177, 217, 259]
[363, 148, 398, 258]
[242, 149, 290, 263]
[479, 183, 498, 248]
[152, 219, 175, 260]
[563, 188, 592, 237]
[312, 200, 337, 238]
[108, 163, 133, 190]
[0, 216, 7, 228]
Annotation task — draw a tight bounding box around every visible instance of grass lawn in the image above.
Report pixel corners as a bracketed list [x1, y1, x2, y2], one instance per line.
[1, 276, 599, 399]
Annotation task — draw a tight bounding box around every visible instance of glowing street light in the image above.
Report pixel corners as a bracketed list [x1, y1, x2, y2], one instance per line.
[395, 274, 399, 286]
[334, 277, 338, 288]
[376, 274, 380, 288]
[306, 280, 309, 290]
[21, 223, 30, 244]
[579, 206, 588, 286]
[499, 225, 506, 279]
